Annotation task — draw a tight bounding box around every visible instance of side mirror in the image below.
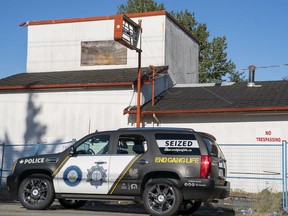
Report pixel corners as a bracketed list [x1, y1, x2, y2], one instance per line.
[69, 146, 75, 157]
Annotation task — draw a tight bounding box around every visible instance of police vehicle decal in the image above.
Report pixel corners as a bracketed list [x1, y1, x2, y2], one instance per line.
[156, 140, 199, 148]
[53, 155, 140, 195]
[19, 157, 45, 165]
[128, 168, 139, 178]
[156, 139, 199, 154]
[87, 162, 107, 188]
[63, 166, 82, 186]
[52, 156, 69, 177]
[108, 154, 142, 194]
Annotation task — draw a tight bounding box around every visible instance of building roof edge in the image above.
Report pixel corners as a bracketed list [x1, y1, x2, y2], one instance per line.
[25, 11, 167, 26]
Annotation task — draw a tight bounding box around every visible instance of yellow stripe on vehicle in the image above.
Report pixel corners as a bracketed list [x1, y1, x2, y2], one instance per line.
[109, 154, 142, 194]
[52, 156, 69, 177]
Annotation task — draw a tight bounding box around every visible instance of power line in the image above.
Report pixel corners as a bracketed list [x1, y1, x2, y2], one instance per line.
[239, 64, 288, 71]
[188, 63, 288, 75]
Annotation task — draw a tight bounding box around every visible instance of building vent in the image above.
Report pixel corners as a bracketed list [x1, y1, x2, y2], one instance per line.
[247, 65, 261, 87]
[247, 65, 256, 87]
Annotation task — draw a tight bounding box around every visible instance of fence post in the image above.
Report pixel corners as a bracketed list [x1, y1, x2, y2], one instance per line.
[0, 142, 5, 189]
[283, 140, 288, 212]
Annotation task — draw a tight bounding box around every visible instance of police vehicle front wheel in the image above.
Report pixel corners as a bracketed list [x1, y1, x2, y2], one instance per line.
[58, 199, 87, 209]
[18, 174, 55, 210]
[143, 179, 183, 216]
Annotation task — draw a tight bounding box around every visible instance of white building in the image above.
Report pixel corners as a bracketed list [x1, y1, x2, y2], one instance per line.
[25, 10, 199, 84]
[0, 11, 199, 145]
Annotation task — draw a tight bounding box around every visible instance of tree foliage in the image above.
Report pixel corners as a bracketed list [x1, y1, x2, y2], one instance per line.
[117, 0, 243, 83]
[117, 0, 164, 14]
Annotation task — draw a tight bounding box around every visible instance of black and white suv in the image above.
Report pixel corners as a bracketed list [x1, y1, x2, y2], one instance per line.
[7, 127, 230, 216]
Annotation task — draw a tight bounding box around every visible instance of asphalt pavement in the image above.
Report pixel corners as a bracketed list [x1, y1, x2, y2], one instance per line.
[0, 200, 237, 216]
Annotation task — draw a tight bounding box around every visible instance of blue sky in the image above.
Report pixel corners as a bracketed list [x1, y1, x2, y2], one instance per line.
[0, 0, 287, 81]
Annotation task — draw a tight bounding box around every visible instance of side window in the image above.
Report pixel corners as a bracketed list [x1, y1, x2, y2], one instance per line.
[155, 133, 200, 155]
[76, 134, 110, 155]
[117, 134, 147, 155]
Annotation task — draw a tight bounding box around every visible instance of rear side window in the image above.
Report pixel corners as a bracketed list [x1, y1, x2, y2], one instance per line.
[203, 137, 224, 158]
[155, 133, 200, 155]
[117, 134, 147, 155]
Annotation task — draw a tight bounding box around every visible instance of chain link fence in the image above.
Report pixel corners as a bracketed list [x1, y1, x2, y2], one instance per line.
[0, 141, 74, 187]
[219, 141, 287, 214]
[219, 143, 283, 192]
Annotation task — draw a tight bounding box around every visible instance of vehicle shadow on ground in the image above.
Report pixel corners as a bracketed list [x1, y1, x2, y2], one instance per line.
[50, 201, 147, 214]
[49, 201, 236, 216]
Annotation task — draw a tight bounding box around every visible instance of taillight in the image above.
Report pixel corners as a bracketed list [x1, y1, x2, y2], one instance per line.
[200, 156, 212, 178]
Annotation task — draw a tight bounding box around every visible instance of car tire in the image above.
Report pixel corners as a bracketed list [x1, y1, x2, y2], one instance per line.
[18, 174, 55, 210]
[58, 199, 87, 209]
[179, 200, 202, 215]
[143, 179, 183, 216]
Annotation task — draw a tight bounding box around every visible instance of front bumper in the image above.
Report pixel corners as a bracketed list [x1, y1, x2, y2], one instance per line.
[181, 178, 230, 201]
[6, 173, 18, 198]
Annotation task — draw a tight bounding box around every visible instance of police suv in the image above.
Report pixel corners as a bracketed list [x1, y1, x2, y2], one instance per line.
[7, 128, 230, 216]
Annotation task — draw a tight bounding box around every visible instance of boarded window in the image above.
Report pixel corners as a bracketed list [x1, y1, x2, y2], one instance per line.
[81, 41, 127, 66]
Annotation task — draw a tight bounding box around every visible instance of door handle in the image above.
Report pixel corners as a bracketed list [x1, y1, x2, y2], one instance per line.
[137, 159, 149, 165]
[95, 161, 107, 164]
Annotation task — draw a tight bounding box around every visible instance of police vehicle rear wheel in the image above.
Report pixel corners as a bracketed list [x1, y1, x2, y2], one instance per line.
[58, 199, 87, 209]
[18, 174, 55, 210]
[143, 179, 182, 216]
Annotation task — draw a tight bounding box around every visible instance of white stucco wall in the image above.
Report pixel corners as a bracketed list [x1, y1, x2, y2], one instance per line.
[26, 13, 198, 85]
[165, 17, 199, 84]
[0, 88, 135, 145]
[26, 15, 166, 73]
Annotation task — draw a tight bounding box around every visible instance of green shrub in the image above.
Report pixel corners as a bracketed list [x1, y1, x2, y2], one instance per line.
[253, 188, 282, 213]
[230, 188, 283, 213]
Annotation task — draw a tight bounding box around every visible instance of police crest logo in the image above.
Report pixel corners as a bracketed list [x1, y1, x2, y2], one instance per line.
[87, 164, 107, 188]
[63, 166, 82, 186]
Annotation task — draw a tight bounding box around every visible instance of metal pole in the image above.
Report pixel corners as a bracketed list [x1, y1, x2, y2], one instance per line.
[282, 140, 288, 211]
[0, 143, 5, 189]
[136, 51, 141, 128]
[282, 140, 285, 210]
[286, 140, 288, 211]
[149, 65, 155, 107]
[136, 20, 142, 128]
